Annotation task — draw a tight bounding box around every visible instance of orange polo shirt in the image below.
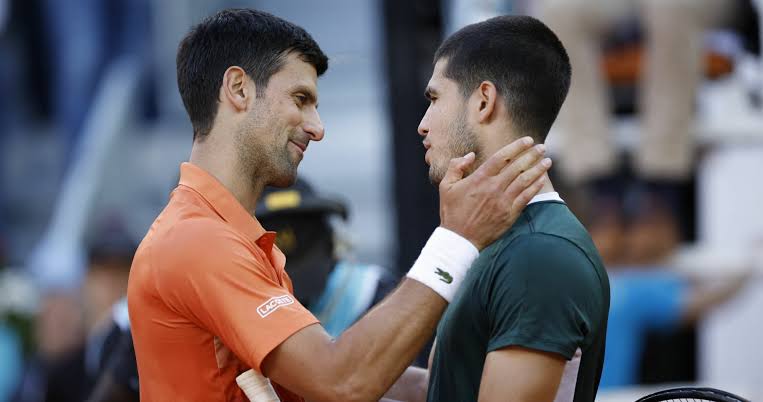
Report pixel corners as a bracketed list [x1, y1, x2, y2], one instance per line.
[128, 162, 318, 402]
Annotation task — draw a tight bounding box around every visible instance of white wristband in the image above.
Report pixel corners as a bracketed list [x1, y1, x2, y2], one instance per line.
[406, 227, 479, 302]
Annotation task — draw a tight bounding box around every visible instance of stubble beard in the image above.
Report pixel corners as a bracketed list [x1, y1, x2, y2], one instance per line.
[428, 111, 480, 186]
[236, 105, 298, 190]
[271, 125, 301, 187]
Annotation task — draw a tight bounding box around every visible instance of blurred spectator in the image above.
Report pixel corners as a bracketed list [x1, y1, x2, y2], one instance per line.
[0, 0, 6, 31]
[601, 265, 750, 389]
[41, 0, 108, 166]
[0, 268, 36, 402]
[13, 291, 87, 402]
[13, 215, 135, 402]
[41, 0, 153, 168]
[20, 0, 155, 297]
[256, 179, 397, 335]
[0, 0, 10, 264]
[81, 216, 136, 377]
[85, 300, 135, 402]
[0, 0, 156, 295]
[536, 0, 741, 265]
[86, 178, 397, 402]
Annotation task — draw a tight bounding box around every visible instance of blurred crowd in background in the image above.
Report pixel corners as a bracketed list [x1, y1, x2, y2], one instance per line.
[0, 0, 762, 401]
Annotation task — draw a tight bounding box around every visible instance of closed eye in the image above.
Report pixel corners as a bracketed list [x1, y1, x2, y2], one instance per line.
[424, 88, 437, 103]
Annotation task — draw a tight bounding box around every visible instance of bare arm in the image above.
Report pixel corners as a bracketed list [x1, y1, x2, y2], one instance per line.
[264, 280, 443, 402]
[478, 347, 566, 402]
[262, 139, 550, 402]
[383, 339, 435, 402]
[383, 366, 429, 402]
[382, 339, 437, 402]
[681, 272, 750, 324]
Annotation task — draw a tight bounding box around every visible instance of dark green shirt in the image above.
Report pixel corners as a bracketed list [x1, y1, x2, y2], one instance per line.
[427, 198, 610, 402]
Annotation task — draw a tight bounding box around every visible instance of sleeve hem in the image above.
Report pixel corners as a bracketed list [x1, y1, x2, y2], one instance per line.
[250, 314, 321, 372]
[487, 336, 577, 360]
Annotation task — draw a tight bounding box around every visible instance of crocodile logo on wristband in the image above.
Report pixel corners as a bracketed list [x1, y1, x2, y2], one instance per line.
[434, 267, 453, 284]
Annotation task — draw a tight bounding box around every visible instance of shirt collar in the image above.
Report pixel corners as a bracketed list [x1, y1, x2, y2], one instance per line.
[177, 162, 276, 251]
[528, 191, 564, 205]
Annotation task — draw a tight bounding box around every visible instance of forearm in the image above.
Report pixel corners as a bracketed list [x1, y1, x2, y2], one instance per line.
[682, 275, 748, 324]
[263, 229, 476, 402]
[324, 280, 443, 401]
[383, 366, 429, 402]
[313, 229, 476, 400]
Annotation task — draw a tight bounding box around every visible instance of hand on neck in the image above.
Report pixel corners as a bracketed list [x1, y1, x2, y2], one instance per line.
[478, 127, 556, 196]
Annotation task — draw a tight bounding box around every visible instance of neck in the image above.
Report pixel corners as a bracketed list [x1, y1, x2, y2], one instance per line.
[537, 173, 555, 196]
[479, 129, 555, 196]
[188, 135, 265, 214]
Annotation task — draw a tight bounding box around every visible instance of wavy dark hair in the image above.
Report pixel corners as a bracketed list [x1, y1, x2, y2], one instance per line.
[176, 8, 328, 140]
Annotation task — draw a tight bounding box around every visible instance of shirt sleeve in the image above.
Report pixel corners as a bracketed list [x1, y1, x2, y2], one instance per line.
[153, 219, 319, 371]
[485, 234, 605, 360]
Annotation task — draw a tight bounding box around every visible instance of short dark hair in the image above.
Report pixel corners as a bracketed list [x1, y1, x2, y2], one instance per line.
[177, 9, 328, 140]
[434, 16, 571, 142]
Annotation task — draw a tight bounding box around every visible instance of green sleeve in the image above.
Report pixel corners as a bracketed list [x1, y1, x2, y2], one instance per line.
[484, 233, 601, 360]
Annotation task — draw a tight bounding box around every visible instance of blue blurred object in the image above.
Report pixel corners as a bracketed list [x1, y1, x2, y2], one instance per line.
[311, 261, 393, 337]
[0, 324, 22, 402]
[600, 268, 687, 389]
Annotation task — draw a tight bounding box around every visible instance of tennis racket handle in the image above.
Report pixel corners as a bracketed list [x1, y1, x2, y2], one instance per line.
[236, 369, 281, 402]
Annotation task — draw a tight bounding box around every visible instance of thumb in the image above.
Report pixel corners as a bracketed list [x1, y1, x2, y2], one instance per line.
[440, 152, 476, 188]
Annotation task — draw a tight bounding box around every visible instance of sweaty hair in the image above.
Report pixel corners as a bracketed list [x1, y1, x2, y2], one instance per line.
[176, 8, 328, 140]
[434, 15, 571, 142]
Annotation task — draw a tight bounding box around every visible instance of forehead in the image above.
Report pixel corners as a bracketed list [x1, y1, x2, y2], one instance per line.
[427, 59, 458, 94]
[267, 52, 319, 92]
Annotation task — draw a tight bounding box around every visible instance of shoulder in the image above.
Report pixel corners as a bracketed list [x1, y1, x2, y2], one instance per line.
[486, 233, 605, 298]
[155, 216, 249, 258]
[149, 217, 259, 282]
[496, 233, 594, 274]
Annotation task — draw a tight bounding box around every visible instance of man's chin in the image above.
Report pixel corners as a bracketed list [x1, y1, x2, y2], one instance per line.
[270, 167, 299, 188]
[428, 168, 444, 187]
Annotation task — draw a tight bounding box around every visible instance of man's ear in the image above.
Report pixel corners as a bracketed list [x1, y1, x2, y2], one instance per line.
[475, 81, 498, 124]
[220, 66, 253, 112]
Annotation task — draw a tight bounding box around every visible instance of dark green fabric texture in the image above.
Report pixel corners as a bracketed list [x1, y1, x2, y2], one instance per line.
[427, 201, 610, 402]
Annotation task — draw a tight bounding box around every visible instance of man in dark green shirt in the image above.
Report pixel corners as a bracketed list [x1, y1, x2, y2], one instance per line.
[428, 197, 609, 402]
[383, 16, 610, 402]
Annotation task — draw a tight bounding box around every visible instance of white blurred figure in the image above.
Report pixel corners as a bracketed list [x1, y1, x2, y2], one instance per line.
[536, 0, 735, 185]
[534, 0, 741, 269]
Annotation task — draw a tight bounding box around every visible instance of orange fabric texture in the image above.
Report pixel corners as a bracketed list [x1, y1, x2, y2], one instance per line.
[128, 162, 318, 402]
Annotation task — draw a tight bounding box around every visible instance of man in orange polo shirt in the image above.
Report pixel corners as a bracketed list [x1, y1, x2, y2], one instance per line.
[128, 8, 552, 402]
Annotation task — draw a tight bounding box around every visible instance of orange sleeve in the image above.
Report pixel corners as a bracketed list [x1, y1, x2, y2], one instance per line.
[153, 218, 319, 372]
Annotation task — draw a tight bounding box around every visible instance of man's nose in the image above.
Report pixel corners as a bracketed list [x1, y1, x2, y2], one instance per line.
[305, 110, 325, 141]
[417, 116, 429, 137]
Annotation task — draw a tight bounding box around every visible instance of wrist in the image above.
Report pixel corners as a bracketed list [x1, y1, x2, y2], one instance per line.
[406, 227, 479, 302]
[439, 223, 483, 250]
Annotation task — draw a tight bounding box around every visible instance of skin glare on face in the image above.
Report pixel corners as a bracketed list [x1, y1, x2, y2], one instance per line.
[237, 52, 325, 188]
[418, 59, 480, 185]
